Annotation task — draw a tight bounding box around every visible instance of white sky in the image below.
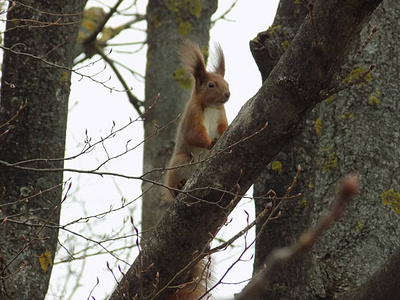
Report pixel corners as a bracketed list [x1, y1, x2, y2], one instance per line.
[47, 1, 280, 299]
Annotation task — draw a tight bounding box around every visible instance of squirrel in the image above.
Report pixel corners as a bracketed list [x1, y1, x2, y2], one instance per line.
[164, 41, 230, 299]
[164, 40, 230, 198]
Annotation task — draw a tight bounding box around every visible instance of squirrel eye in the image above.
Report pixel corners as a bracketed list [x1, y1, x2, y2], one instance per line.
[208, 82, 215, 88]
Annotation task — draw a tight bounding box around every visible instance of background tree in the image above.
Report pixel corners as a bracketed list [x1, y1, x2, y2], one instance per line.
[2, 0, 400, 299]
[142, 0, 218, 238]
[0, 1, 86, 299]
[1, 1, 245, 299]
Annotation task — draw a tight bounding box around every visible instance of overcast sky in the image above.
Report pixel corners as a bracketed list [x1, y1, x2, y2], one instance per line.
[48, 2, 280, 299]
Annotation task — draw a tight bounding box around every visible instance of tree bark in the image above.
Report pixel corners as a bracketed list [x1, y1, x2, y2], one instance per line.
[110, 0, 383, 299]
[251, 2, 313, 299]
[0, 1, 86, 299]
[142, 0, 218, 238]
[252, 0, 400, 299]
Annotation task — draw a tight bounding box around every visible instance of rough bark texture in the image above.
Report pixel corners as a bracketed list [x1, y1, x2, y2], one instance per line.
[251, 2, 313, 298]
[111, 1, 382, 299]
[142, 0, 218, 238]
[343, 248, 400, 300]
[0, 1, 86, 299]
[252, 0, 400, 299]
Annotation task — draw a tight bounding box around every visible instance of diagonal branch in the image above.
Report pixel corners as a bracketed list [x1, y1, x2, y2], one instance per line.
[109, 1, 383, 299]
[82, 0, 124, 47]
[95, 46, 143, 115]
[236, 175, 359, 299]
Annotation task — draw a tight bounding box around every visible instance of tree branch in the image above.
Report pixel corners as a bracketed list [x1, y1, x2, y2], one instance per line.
[95, 46, 143, 115]
[110, 0, 383, 299]
[236, 175, 359, 299]
[82, 0, 124, 47]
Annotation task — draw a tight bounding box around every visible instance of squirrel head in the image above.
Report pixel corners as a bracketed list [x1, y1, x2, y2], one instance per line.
[180, 41, 230, 107]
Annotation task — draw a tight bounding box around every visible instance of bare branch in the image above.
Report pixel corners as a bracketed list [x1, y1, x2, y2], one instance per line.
[95, 46, 143, 115]
[236, 175, 359, 300]
[82, 0, 124, 47]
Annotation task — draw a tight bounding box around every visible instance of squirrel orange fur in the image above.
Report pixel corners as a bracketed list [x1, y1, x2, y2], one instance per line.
[164, 41, 230, 299]
[165, 40, 230, 198]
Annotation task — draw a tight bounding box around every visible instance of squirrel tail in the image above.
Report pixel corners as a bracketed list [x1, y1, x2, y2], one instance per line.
[168, 258, 213, 300]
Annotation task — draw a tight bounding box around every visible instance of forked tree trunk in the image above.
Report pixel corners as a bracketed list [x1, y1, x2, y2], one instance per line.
[252, 0, 400, 298]
[111, 1, 383, 298]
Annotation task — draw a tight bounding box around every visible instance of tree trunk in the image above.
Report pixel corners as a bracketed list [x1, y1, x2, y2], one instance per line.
[252, 0, 400, 299]
[110, 1, 382, 298]
[251, 1, 319, 299]
[141, 0, 218, 238]
[0, 1, 86, 299]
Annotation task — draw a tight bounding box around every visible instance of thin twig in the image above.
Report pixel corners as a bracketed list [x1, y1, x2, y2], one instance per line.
[95, 46, 143, 115]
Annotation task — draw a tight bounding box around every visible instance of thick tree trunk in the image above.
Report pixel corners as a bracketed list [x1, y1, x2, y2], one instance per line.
[141, 0, 218, 238]
[252, 0, 400, 299]
[0, 1, 86, 299]
[251, 1, 319, 299]
[111, 1, 382, 299]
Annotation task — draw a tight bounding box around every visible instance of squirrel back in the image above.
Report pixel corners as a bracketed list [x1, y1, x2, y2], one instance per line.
[163, 40, 229, 299]
[165, 41, 230, 197]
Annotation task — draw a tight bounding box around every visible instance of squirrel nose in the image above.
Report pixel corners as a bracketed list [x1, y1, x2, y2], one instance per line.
[225, 91, 231, 99]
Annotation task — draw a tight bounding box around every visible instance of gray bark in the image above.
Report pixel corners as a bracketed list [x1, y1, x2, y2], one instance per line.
[0, 1, 86, 299]
[111, 0, 382, 299]
[251, 2, 312, 298]
[252, 0, 400, 299]
[141, 0, 218, 238]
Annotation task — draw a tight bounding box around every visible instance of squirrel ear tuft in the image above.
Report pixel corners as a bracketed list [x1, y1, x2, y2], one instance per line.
[212, 43, 225, 77]
[180, 40, 208, 85]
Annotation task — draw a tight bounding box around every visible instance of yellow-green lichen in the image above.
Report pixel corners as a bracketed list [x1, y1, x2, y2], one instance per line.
[176, 17, 192, 36]
[78, 7, 105, 43]
[294, 0, 301, 4]
[323, 152, 338, 171]
[342, 68, 372, 85]
[169, 0, 202, 18]
[200, 45, 209, 59]
[172, 66, 192, 89]
[367, 94, 381, 106]
[325, 95, 335, 104]
[281, 40, 290, 51]
[39, 251, 52, 273]
[148, 15, 162, 31]
[271, 161, 283, 175]
[300, 198, 308, 208]
[355, 221, 364, 233]
[60, 71, 69, 84]
[342, 112, 354, 119]
[11, 18, 19, 27]
[267, 25, 281, 35]
[308, 181, 314, 189]
[380, 189, 400, 215]
[315, 117, 322, 137]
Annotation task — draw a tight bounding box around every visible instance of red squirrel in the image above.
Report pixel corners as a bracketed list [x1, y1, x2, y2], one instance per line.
[164, 41, 230, 299]
[165, 40, 230, 198]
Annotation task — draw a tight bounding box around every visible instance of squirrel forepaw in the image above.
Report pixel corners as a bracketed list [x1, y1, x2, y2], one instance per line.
[209, 138, 218, 149]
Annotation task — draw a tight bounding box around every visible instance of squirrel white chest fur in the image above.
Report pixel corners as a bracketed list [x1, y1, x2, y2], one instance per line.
[164, 40, 230, 300]
[203, 106, 221, 141]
